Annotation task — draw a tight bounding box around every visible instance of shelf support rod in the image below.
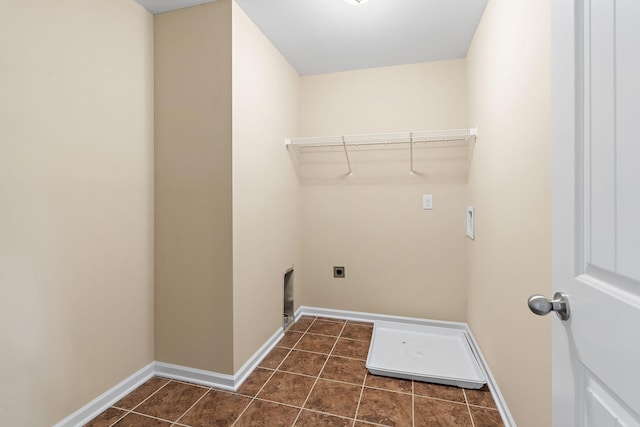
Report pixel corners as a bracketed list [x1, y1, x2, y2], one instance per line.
[409, 132, 415, 175]
[341, 136, 353, 176]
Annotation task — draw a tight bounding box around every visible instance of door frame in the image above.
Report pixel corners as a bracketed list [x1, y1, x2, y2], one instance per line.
[551, 0, 580, 425]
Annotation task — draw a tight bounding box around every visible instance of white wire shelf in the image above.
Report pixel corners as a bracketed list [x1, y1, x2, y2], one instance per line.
[285, 128, 476, 147]
[285, 127, 477, 176]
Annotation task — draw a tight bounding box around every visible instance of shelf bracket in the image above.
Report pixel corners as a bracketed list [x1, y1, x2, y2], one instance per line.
[409, 132, 416, 175]
[341, 136, 353, 176]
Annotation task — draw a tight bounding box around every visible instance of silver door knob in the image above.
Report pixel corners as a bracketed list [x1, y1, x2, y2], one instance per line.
[527, 292, 570, 321]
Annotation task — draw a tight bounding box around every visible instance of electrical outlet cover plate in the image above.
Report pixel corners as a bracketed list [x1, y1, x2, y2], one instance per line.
[422, 194, 433, 210]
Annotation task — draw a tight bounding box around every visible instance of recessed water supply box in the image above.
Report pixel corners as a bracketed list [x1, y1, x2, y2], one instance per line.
[283, 268, 294, 328]
[366, 321, 486, 389]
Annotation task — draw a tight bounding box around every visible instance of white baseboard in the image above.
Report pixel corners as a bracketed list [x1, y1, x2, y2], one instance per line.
[153, 361, 236, 391]
[296, 305, 467, 330]
[463, 326, 517, 427]
[53, 362, 155, 427]
[297, 305, 515, 427]
[154, 326, 284, 392]
[55, 327, 284, 427]
[232, 327, 284, 388]
[57, 308, 514, 427]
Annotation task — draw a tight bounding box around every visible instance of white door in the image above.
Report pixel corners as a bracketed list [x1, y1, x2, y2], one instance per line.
[550, 0, 640, 426]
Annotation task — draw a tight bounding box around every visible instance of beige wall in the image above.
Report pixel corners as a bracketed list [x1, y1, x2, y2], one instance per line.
[231, 2, 301, 370]
[466, 0, 552, 425]
[154, 1, 234, 374]
[298, 61, 469, 321]
[0, 1, 553, 423]
[0, 0, 154, 425]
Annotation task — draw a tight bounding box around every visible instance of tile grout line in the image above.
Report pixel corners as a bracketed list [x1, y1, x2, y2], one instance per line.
[171, 386, 211, 426]
[468, 403, 500, 410]
[99, 317, 376, 427]
[232, 374, 272, 424]
[231, 394, 256, 427]
[270, 368, 367, 388]
[107, 379, 173, 427]
[310, 334, 371, 343]
[105, 409, 129, 427]
[413, 394, 470, 406]
[167, 378, 213, 390]
[229, 351, 286, 427]
[305, 331, 371, 342]
[274, 346, 369, 361]
[248, 395, 374, 423]
[127, 379, 173, 413]
[127, 409, 185, 425]
[251, 396, 304, 410]
[299, 407, 354, 422]
[291, 319, 348, 426]
[97, 317, 491, 427]
[411, 380, 415, 427]
[231, 354, 284, 425]
[463, 389, 476, 427]
[358, 383, 412, 396]
[349, 321, 376, 426]
[108, 403, 137, 425]
[263, 319, 313, 372]
[231, 317, 317, 427]
[352, 370, 368, 427]
[313, 317, 349, 324]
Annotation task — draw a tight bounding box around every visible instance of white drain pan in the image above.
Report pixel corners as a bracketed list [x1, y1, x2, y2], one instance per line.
[366, 321, 486, 389]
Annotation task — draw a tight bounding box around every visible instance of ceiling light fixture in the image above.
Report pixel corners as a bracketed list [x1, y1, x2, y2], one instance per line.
[344, 0, 371, 5]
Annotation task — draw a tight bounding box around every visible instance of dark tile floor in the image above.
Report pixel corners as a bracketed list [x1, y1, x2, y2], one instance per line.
[86, 316, 504, 426]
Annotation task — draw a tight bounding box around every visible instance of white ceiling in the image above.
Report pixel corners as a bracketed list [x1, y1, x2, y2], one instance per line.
[136, 0, 488, 76]
[135, 0, 218, 14]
